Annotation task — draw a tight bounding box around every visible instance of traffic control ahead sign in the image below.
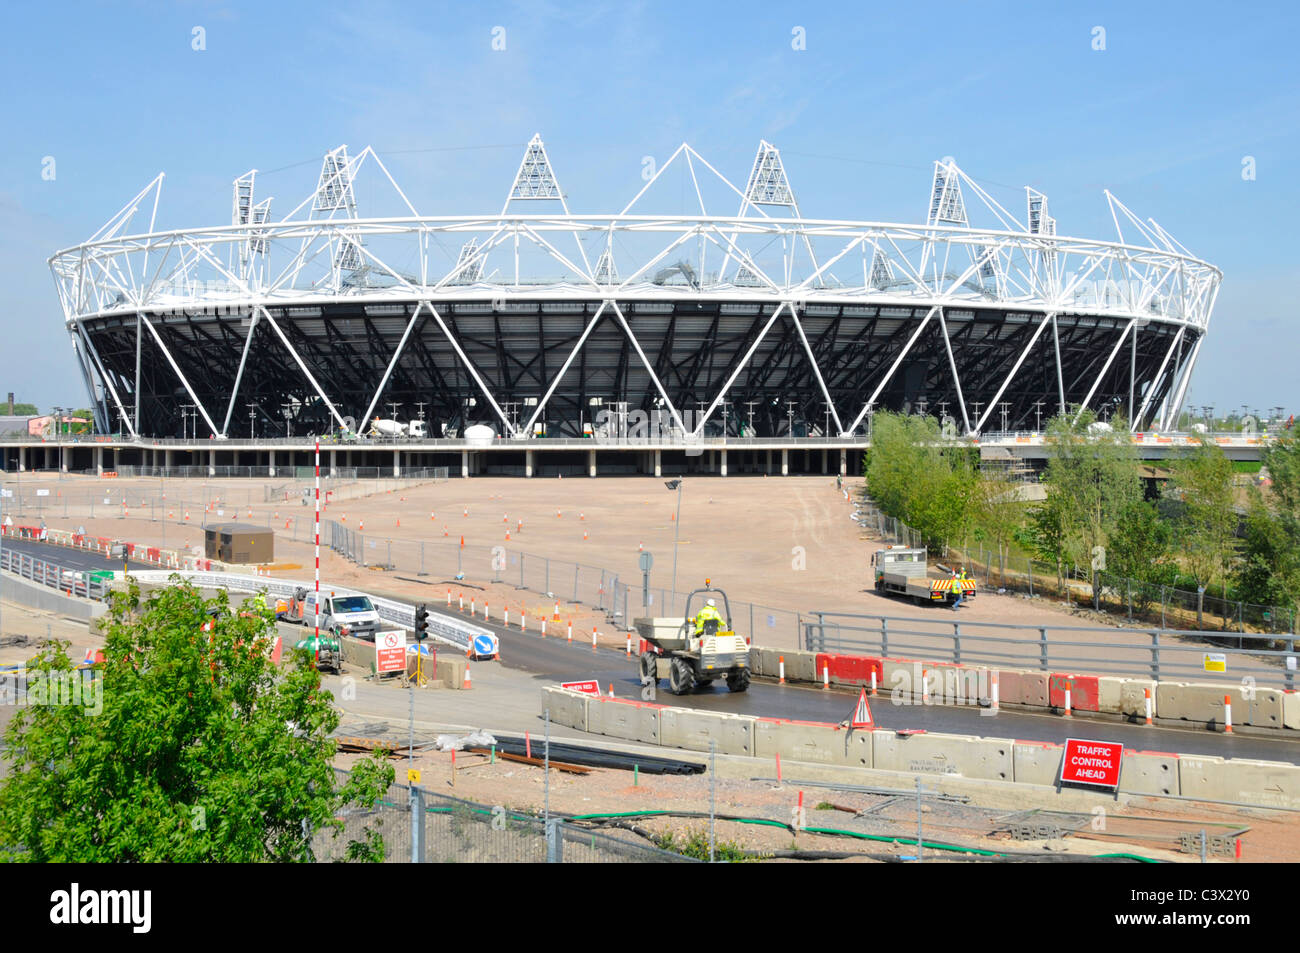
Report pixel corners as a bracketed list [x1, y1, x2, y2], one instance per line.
[1060, 738, 1124, 789]
[561, 680, 601, 696]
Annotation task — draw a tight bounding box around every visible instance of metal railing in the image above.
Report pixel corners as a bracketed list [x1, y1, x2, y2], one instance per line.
[802, 611, 1300, 689]
[0, 548, 110, 601]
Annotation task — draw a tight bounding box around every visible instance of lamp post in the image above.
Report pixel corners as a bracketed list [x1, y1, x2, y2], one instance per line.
[665, 478, 683, 612]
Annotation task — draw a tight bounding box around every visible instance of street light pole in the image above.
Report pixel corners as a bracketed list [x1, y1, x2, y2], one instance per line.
[665, 479, 683, 612]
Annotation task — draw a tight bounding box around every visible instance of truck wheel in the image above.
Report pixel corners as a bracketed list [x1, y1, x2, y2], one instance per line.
[727, 669, 751, 693]
[638, 652, 658, 684]
[669, 658, 696, 695]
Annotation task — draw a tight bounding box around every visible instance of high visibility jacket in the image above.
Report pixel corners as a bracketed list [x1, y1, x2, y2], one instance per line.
[694, 605, 725, 635]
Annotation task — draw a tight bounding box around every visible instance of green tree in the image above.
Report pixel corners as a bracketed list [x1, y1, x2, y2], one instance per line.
[1019, 490, 1072, 589]
[6, 402, 38, 416]
[1106, 498, 1176, 611]
[1237, 438, 1300, 629]
[1167, 439, 1238, 618]
[1030, 411, 1142, 601]
[0, 579, 393, 861]
[971, 466, 1025, 584]
[865, 411, 976, 554]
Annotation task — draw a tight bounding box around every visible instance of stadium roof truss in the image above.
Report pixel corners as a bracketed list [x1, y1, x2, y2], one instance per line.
[49, 137, 1221, 440]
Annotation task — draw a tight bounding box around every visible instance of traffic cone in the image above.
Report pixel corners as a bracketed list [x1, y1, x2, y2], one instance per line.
[608, 683, 615, 698]
[580, 512, 585, 520]
[396, 518, 400, 528]
[582, 530, 588, 541]
[553, 601, 560, 621]
[359, 520, 364, 531]
[638, 541, 643, 551]
[505, 531, 511, 541]
[430, 511, 435, 520]
[503, 513, 508, 522]
[556, 509, 561, 518]
[463, 663, 471, 689]
[444, 526, 448, 536]
[463, 508, 468, 517]
[670, 511, 675, 521]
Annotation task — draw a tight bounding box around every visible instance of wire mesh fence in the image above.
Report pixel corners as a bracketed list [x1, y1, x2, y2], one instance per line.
[854, 498, 1298, 636]
[319, 772, 694, 863]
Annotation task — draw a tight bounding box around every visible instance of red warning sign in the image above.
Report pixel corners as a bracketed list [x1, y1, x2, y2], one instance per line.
[1059, 738, 1124, 789]
[561, 680, 601, 696]
[849, 688, 874, 728]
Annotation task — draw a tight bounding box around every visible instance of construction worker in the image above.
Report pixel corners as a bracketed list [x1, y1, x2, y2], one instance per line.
[952, 566, 967, 611]
[694, 598, 726, 636]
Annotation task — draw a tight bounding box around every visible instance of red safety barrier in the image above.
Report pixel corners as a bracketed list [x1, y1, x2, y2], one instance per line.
[1049, 673, 1100, 712]
[820, 653, 884, 688]
[146, 547, 161, 561]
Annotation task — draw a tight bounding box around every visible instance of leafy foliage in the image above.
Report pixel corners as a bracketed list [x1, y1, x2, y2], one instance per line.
[864, 411, 978, 554]
[1167, 439, 1238, 596]
[0, 578, 393, 862]
[1236, 438, 1300, 622]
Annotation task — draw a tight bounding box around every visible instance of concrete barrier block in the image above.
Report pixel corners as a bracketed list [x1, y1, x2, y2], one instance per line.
[1180, 756, 1300, 809]
[435, 655, 467, 689]
[1118, 751, 1179, 796]
[1050, 673, 1100, 712]
[1119, 679, 1158, 718]
[881, 658, 944, 702]
[586, 697, 659, 743]
[872, 731, 1014, 781]
[540, 686, 588, 732]
[784, 649, 819, 683]
[934, 664, 986, 707]
[998, 669, 1050, 708]
[1013, 741, 1064, 786]
[1096, 677, 1124, 713]
[659, 708, 755, 755]
[826, 653, 884, 689]
[1157, 683, 1283, 729]
[753, 719, 872, 768]
[1285, 691, 1300, 730]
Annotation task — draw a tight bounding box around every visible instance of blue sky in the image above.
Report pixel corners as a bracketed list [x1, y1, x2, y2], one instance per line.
[1, 0, 1296, 417]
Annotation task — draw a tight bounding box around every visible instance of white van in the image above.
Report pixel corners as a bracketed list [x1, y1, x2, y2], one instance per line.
[287, 588, 381, 640]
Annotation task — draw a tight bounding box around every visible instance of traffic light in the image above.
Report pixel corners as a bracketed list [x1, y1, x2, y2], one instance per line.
[414, 604, 430, 642]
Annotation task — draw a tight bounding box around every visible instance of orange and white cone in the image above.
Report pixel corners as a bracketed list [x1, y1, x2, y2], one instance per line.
[463, 663, 472, 689]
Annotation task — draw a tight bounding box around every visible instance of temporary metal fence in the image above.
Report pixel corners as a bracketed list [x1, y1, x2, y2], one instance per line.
[325, 518, 804, 641]
[802, 611, 1300, 690]
[855, 499, 1298, 636]
[319, 771, 695, 863]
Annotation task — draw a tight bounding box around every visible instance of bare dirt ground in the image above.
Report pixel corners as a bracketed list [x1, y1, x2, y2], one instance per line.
[4, 472, 1152, 652]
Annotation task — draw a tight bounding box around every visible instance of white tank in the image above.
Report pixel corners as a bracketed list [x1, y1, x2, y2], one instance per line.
[463, 423, 495, 446]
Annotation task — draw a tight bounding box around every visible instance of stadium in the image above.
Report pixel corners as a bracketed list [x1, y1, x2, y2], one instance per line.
[48, 137, 1221, 449]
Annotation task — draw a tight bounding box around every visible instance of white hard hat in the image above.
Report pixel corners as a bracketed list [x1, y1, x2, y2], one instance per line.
[706, 598, 716, 607]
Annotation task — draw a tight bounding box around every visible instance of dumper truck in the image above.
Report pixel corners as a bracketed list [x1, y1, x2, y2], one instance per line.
[635, 585, 749, 694]
[871, 545, 976, 605]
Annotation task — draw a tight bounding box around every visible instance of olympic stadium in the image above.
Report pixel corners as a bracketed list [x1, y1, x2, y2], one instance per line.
[47, 136, 1220, 455]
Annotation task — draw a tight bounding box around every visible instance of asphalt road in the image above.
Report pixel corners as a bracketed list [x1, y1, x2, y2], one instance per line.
[447, 604, 1300, 764]
[13, 542, 1292, 765]
[1, 536, 150, 572]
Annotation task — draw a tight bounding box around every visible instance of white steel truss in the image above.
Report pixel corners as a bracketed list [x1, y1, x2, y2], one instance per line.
[48, 140, 1222, 439]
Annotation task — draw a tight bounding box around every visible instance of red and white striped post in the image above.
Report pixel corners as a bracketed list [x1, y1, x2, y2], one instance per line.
[1224, 695, 1233, 733]
[592, 626, 598, 653]
[313, 438, 321, 667]
[779, 655, 786, 685]
[991, 670, 1000, 712]
[870, 669, 877, 696]
[567, 622, 573, 643]
[822, 663, 829, 690]
[1064, 680, 1073, 718]
[1144, 687, 1153, 725]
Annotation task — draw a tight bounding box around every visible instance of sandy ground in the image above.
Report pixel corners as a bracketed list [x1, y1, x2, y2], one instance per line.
[6, 472, 1290, 692]
[1, 472, 1158, 640]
